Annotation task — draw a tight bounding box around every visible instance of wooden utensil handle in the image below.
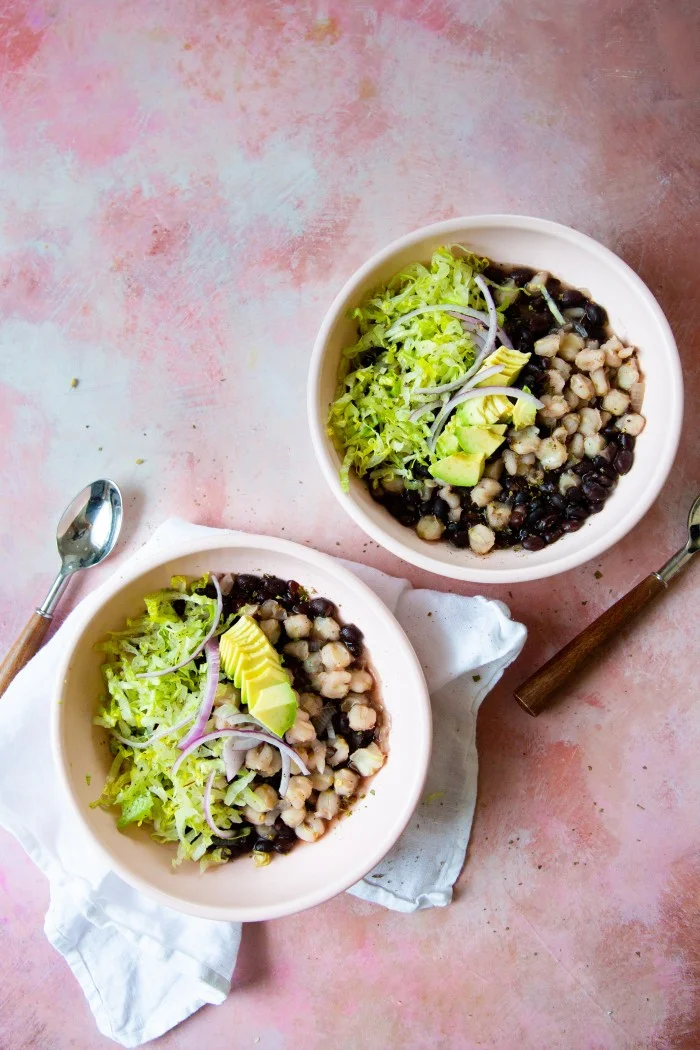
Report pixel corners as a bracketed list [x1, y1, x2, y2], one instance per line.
[0, 612, 52, 699]
[514, 573, 667, 716]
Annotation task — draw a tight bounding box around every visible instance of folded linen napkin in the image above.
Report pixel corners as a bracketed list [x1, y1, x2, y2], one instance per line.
[0, 519, 526, 1047]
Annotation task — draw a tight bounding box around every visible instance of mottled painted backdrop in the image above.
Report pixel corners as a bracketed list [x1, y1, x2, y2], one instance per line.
[0, 1, 698, 1048]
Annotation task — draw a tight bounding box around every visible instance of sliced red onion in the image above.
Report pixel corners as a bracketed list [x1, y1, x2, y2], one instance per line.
[460, 312, 512, 349]
[416, 363, 503, 398]
[279, 751, 292, 798]
[177, 640, 220, 750]
[219, 712, 272, 781]
[223, 738, 245, 781]
[221, 728, 310, 773]
[428, 386, 543, 453]
[113, 714, 193, 750]
[203, 770, 239, 839]
[136, 574, 223, 680]
[474, 275, 498, 359]
[171, 728, 309, 778]
[409, 399, 443, 422]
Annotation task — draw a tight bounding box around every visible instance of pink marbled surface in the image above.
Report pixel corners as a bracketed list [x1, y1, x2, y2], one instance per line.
[0, 1, 699, 1048]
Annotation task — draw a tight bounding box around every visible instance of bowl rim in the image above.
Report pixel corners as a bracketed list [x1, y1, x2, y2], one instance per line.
[307, 213, 684, 584]
[51, 530, 432, 922]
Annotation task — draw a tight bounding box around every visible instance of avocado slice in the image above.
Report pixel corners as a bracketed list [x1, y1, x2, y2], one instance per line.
[512, 388, 537, 428]
[435, 425, 461, 458]
[430, 452, 485, 487]
[456, 425, 506, 458]
[220, 615, 268, 680]
[231, 640, 271, 686]
[250, 682, 298, 737]
[456, 394, 514, 427]
[476, 347, 531, 386]
[218, 615, 298, 735]
[242, 663, 288, 707]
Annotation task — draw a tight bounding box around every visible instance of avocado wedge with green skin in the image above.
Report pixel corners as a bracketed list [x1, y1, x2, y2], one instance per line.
[430, 451, 485, 487]
[218, 615, 297, 736]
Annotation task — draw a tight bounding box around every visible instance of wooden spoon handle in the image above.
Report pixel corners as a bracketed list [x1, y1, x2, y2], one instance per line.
[0, 612, 52, 699]
[514, 573, 667, 716]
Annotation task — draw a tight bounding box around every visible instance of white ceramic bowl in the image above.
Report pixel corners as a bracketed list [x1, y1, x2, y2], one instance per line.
[53, 533, 431, 922]
[308, 215, 683, 583]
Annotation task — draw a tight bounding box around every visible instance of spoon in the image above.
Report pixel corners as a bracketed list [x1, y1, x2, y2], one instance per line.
[514, 493, 700, 716]
[0, 480, 123, 698]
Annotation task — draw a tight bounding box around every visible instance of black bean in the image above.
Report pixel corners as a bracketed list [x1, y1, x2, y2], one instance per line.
[565, 504, 588, 520]
[291, 600, 311, 616]
[595, 473, 615, 489]
[202, 582, 218, 599]
[572, 461, 593, 476]
[509, 266, 536, 287]
[494, 528, 518, 548]
[561, 519, 584, 533]
[596, 459, 618, 481]
[431, 497, 450, 523]
[308, 596, 340, 617]
[272, 823, 296, 854]
[601, 424, 619, 441]
[582, 480, 607, 502]
[527, 508, 546, 527]
[566, 486, 586, 504]
[340, 623, 364, 657]
[543, 527, 564, 545]
[588, 500, 605, 513]
[585, 302, 607, 327]
[172, 598, 186, 618]
[549, 494, 566, 511]
[522, 533, 546, 551]
[603, 443, 620, 463]
[336, 712, 351, 736]
[445, 524, 470, 548]
[211, 834, 247, 851]
[484, 264, 508, 283]
[528, 312, 553, 336]
[253, 839, 274, 854]
[307, 638, 322, 652]
[558, 288, 586, 308]
[514, 330, 535, 353]
[537, 513, 561, 533]
[235, 574, 262, 596]
[260, 575, 286, 599]
[509, 506, 527, 529]
[614, 450, 634, 475]
[292, 667, 310, 692]
[618, 433, 636, 451]
[285, 580, 303, 604]
[347, 729, 375, 751]
[383, 493, 420, 527]
[413, 463, 432, 479]
[545, 276, 562, 295]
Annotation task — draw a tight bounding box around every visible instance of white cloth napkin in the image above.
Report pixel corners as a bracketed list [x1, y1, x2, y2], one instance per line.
[0, 519, 526, 1047]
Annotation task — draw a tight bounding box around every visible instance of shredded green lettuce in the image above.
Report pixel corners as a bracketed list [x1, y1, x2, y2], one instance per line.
[327, 246, 515, 490]
[92, 575, 251, 869]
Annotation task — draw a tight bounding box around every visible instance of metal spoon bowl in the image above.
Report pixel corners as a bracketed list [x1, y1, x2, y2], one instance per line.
[0, 480, 123, 697]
